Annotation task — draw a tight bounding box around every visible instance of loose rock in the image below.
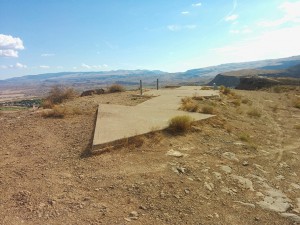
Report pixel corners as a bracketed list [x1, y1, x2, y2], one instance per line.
[220, 165, 232, 174]
[222, 152, 239, 162]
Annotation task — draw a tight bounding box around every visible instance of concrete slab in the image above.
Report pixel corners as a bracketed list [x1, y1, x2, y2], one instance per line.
[92, 86, 219, 150]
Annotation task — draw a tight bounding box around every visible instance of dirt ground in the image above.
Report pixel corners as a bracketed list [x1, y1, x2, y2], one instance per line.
[0, 88, 300, 225]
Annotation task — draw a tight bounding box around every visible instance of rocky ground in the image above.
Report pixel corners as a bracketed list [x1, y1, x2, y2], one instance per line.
[0, 88, 300, 225]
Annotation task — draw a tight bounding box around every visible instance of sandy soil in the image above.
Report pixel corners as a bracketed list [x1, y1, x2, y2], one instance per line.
[0, 88, 299, 225]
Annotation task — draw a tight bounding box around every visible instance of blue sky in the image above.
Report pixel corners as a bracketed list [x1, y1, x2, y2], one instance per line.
[1, 0, 300, 79]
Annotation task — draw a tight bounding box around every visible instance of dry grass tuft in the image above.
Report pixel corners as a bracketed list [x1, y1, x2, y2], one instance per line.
[108, 84, 125, 93]
[239, 133, 250, 142]
[241, 98, 250, 104]
[247, 108, 262, 118]
[270, 104, 279, 113]
[272, 86, 284, 93]
[293, 98, 300, 109]
[201, 106, 214, 114]
[220, 86, 231, 95]
[201, 86, 212, 90]
[168, 115, 193, 133]
[41, 106, 66, 118]
[232, 99, 241, 107]
[192, 94, 204, 101]
[180, 97, 199, 112]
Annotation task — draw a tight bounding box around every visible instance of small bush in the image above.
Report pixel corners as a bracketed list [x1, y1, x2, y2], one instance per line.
[239, 133, 250, 142]
[168, 115, 193, 133]
[108, 84, 125, 93]
[232, 99, 241, 107]
[41, 99, 54, 109]
[272, 86, 283, 93]
[201, 86, 212, 90]
[201, 106, 214, 114]
[222, 87, 231, 95]
[192, 94, 204, 101]
[241, 98, 250, 104]
[247, 108, 262, 118]
[41, 106, 66, 118]
[293, 98, 300, 109]
[180, 97, 199, 112]
[43, 86, 77, 108]
[271, 104, 279, 113]
[219, 85, 225, 91]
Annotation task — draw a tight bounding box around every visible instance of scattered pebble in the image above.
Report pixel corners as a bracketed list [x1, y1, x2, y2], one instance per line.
[242, 161, 249, 166]
[222, 152, 239, 162]
[166, 149, 185, 157]
[204, 182, 214, 191]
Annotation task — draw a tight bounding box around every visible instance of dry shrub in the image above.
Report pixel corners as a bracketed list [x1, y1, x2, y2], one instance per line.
[43, 86, 77, 108]
[247, 108, 262, 118]
[241, 98, 250, 104]
[225, 124, 233, 133]
[180, 97, 199, 112]
[271, 104, 279, 113]
[239, 133, 250, 142]
[201, 86, 212, 90]
[41, 99, 54, 109]
[192, 94, 204, 101]
[294, 124, 300, 129]
[221, 87, 231, 95]
[168, 115, 193, 133]
[232, 99, 241, 107]
[272, 86, 283, 93]
[108, 84, 125, 93]
[41, 106, 66, 118]
[293, 98, 300, 109]
[201, 106, 214, 114]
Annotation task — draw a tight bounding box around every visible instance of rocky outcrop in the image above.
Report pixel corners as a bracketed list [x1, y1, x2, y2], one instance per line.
[208, 75, 241, 87]
[80, 88, 105, 97]
[237, 77, 300, 90]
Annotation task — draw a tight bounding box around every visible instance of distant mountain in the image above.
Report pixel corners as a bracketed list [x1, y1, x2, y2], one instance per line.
[1, 55, 300, 90]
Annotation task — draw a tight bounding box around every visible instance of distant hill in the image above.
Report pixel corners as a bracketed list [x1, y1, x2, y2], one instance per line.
[1, 55, 300, 90]
[208, 62, 300, 88]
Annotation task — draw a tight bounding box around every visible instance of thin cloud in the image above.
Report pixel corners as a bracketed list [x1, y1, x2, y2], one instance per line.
[40, 65, 50, 69]
[167, 24, 197, 31]
[181, 11, 190, 15]
[1, 63, 28, 69]
[219, 0, 238, 23]
[230, 28, 252, 34]
[258, 1, 300, 27]
[225, 14, 239, 21]
[41, 53, 55, 57]
[81, 63, 108, 69]
[192, 2, 202, 7]
[0, 34, 24, 57]
[213, 25, 300, 63]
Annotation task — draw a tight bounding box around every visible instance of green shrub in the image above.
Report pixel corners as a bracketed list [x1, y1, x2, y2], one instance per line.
[168, 115, 193, 133]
